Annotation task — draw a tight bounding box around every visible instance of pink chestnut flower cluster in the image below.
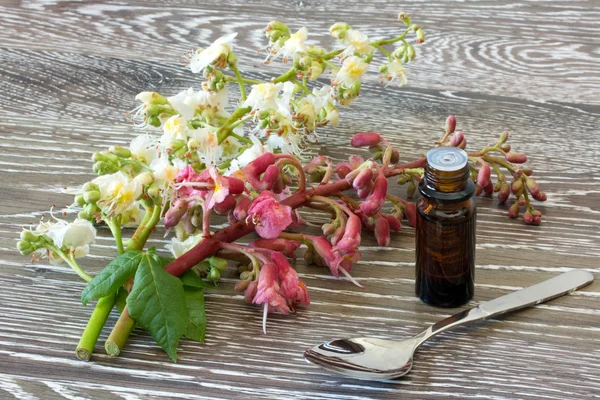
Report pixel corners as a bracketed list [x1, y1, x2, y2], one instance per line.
[440, 116, 546, 225]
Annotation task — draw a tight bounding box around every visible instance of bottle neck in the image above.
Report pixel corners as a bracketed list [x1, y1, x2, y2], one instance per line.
[419, 164, 475, 202]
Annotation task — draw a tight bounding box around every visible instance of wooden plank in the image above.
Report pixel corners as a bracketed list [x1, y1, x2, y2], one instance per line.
[0, 0, 599, 399]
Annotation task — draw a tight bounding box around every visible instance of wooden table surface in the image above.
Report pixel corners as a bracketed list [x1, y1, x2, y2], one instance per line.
[1, 1, 599, 399]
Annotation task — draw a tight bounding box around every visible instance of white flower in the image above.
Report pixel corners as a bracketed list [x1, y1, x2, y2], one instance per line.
[92, 171, 143, 216]
[187, 127, 219, 166]
[129, 134, 157, 165]
[121, 204, 145, 227]
[385, 59, 408, 87]
[270, 27, 308, 60]
[265, 119, 304, 156]
[236, 135, 272, 167]
[35, 218, 96, 260]
[334, 56, 369, 87]
[305, 85, 332, 115]
[243, 83, 291, 117]
[341, 29, 374, 56]
[189, 33, 237, 73]
[166, 235, 202, 258]
[161, 115, 189, 150]
[168, 87, 229, 120]
[150, 156, 186, 189]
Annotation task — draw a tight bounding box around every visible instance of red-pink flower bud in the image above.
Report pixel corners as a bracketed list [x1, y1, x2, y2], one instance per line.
[257, 165, 280, 191]
[483, 181, 493, 195]
[351, 132, 382, 147]
[505, 152, 527, 164]
[390, 149, 400, 164]
[336, 163, 352, 179]
[233, 196, 252, 221]
[511, 180, 523, 194]
[474, 183, 483, 196]
[359, 173, 387, 216]
[404, 202, 417, 227]
[330, 225, 345, 246]
[457, 137, 467, 149]
[449, 131, 464, 147]
[244, 281, 258, 303]
[357, 181, 373, 199]
[384, 214, 402, 232]
[498, 183, 510, 204]
[477, 163, 491, 188]
[501, 143, 511, 152]
[493, 181, 502, 192]
[213, 194, 237, 214]
[532, 191, 547, 201]
[222, 176, 245, 195]
[164, 199, 188, 229]
[445, 115, 456, 135]
[249, 238, 301, 258]
[522, 211, 534, 224]
[374, 216, 390, 247]
[525, 178, 539, 196]
[521, 168, 533, 176]
[353, 168, 373, 190]
[235, 280, 250, 292]
[518, 197, 526, 206]
[334, 214, 361, 255]
[532, 215, 542, 225]
[508, 203, 520, 218]
[322, 222, 336, 236]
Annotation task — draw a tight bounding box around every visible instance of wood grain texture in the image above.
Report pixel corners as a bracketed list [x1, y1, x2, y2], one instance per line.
[1, 0, 599, 399]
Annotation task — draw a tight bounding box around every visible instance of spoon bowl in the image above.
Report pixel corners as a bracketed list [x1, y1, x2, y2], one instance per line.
[304, 270, 594, 380]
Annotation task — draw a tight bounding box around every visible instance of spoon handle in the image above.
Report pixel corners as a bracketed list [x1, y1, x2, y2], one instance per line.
[415, 270, 594, 346]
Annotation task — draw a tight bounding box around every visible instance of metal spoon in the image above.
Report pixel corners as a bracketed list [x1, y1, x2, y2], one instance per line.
[304, 270, 594, 380]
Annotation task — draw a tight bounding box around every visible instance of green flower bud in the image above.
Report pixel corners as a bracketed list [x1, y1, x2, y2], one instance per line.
[308, 61, 325, 80]
[147, 115, 161, 127]
[109, 145, 132, 158]
[407, 181, 416, 197]
[78, 210, 91, 220]
[20, 230, 39, 243]
[392, 44, 406, 59]
[141, 197, 155, 208]
[74, 194, 86, 206]
[416, 28, 426, 44]
[84, 203, 99, 217]
[83, 182, 99, 192]
[329, 22, 351, 39]
[207, 268, 221, 282]
[18, 240, 34, 256]
[227, 51, 238, 66]
[239, 271, 252, 281]
[308, 46, 326, 57]
[406, 44, 416, 61]
[499, 131, 509, 143]
[83, 190, 101, 204]
[92, 152, 106, 162]
[398, 12, 411, 26]
[169, 139, 186, 153]
[397, 175, 411, 185]
[144, 104, 162, 117]
[208, 256, 228, 272]
[93, 161, 119, 176]
[266, 20, 288, 33]
[379, 64, 388, 73]
[146, 183, 160, 199]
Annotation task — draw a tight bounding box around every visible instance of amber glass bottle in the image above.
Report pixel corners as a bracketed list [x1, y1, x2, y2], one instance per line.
[415, 147, 476, 308]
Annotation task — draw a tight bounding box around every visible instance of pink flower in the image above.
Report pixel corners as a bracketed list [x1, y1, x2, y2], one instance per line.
[248, 191, 293, 239]
[374, 215, 390, 246]
[359, 172, 387, 216]
[253, 262, 290, 314]
[204, 167, 245, 210]
[312, 236, 362, 287]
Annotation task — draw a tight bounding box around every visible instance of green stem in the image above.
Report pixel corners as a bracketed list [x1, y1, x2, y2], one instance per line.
[372, 44, 392, 62]
[272, 67, 297, 83]
[373, 27, 412, 46]
[106, 217, 125, 255]
[105, 305, 136, 357]
[224, 76, 262, 85]
[217, 106, 252, 144]
[49, 246, 92, 282]
[292, 78, 310, 95]
[230, 63, 247, 100]
[76, 294, 115, 361]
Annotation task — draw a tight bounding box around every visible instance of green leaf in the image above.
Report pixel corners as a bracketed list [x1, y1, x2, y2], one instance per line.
[180, 270, 214, 289]
[127, 253, 188, 362]
[183, 287, 206, 342]
[81, 250, 143, 306]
